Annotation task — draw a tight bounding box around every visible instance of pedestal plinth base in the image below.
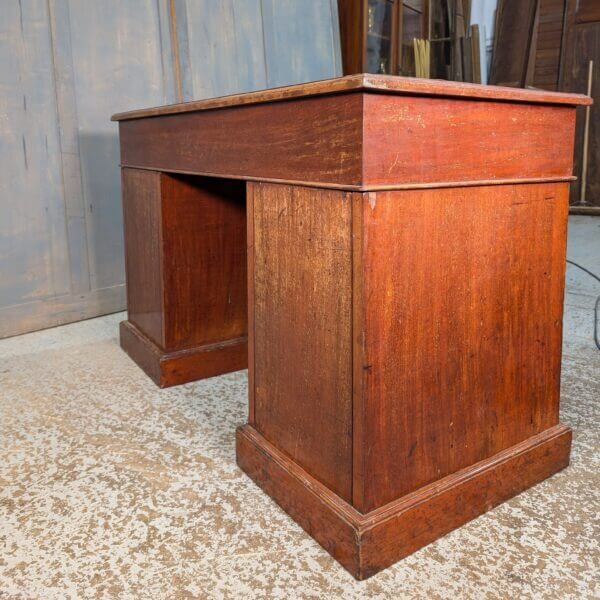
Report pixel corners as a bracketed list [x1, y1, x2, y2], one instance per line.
[236, 423, 572, 580]
[120, 321, 247, 388]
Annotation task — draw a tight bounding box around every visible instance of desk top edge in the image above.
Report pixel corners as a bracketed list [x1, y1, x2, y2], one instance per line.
[111, 74, 591, 122]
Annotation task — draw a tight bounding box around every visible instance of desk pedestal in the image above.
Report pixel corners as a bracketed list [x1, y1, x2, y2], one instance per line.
[236, 181, 572, 579]
[120, 168, 247, 387]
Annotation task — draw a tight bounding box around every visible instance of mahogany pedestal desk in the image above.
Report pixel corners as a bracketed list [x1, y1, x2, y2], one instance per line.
[113, 75, 590, 579]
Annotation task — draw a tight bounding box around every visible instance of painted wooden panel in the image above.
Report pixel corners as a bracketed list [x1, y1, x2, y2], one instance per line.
[0, 0, 342, 338]
[180, 0, 342, 99]
[262, 0, 341, 87]
[66, 0, 171, 291]
[183, 0, 267, 99]
[0, 0, 68, 310]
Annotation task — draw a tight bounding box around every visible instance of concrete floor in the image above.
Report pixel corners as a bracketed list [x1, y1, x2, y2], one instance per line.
[0, 217, 598, 599]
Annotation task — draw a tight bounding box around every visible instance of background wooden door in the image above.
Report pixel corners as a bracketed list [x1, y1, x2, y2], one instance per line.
[560, 0, 600, 207]
[0, 0, 342, 338]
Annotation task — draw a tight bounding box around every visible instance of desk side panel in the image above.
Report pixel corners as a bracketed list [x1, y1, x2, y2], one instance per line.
[251, 183, 354, 502]
[121, 168, 164, 347]
[353, 183, 569, 512]
[363, 94, 577, 187]
[118, 94, 363, 187]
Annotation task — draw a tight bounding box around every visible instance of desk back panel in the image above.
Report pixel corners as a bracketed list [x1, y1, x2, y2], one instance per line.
[161, 174, 247, 351]
[352, 182, 569, 512]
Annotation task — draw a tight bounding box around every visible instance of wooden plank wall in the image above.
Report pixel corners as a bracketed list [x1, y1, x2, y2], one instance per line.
[560, 0, 600, 207]
[532, 0, 566, 91]
[0, 0, 342, 338]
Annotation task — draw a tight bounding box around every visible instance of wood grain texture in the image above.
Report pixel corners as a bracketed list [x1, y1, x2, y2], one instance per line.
[560, 0, 600, 206]
[352, 183, 569, 512]
[362, 93, 579, 186]
[489, 0, 539, 87]
[183, 0, 266, 99]
[532, 0, 567, 91]
[112, 73, 590, 121]
[161, 174, 247, 351]
[118, 94, 363, 187]
[337, 0, 366, 75]
[575, 0, 600, 24]
[251, 183, 354, 502]
[246, 183, 256, 425]
[358, 423, 572, 578]
[261, 0, 340, 88]
[118, 89, 582, 190]
[122, 168, 164, 346]
[121, 169, 249, 386]
[120, 321, 247, 388]
[236, 422, 572, 580]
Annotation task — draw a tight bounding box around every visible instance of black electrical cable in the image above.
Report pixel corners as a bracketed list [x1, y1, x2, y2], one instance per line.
[566, 259, 600, 350]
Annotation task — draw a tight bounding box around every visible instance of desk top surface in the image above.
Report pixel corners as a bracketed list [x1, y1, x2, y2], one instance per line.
[112, 74, 591, 122]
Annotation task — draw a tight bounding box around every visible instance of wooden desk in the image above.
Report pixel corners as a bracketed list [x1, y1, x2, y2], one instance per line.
[113, 75, 590, 578]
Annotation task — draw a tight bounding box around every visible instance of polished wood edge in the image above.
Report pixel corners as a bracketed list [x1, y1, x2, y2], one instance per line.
[351, 192, 367, 511]
[117, 165, 577, 192]
[111, 74, 590, 121]
[246, 184, 256, 425]
[568, 205, 600, 215]
[236, 423, 572, 579]
[120, 320, 247, 388]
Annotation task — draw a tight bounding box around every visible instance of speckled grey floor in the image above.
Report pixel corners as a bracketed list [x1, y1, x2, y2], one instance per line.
[0, 217, 598, 599]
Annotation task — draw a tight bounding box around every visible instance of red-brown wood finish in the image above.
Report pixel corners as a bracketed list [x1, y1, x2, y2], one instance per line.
[250, 183, 354, 502]
[118, 91, 580, 190]
[120, 168, 248, 387]
[120, 321, 247, 388]
[161, 175, 247, 351]
[115, 75, 588, 578]
[362, 94, 578, 186]
[118, 94, 363, 188]
[237, 423, 572, 580]
[352, 183, 569, 512]
[112, 74, 590, 122]
[122, 169, 163, 346]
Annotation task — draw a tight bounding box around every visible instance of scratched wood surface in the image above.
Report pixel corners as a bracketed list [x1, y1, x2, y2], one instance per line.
[251, 183, 354, 502]
[353, 183, 569, 512]
[0, 0, 342, 338]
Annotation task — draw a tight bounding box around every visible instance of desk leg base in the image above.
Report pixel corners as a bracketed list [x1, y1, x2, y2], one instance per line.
[120, 321, 247, 387]
[236, 423, 572, 580]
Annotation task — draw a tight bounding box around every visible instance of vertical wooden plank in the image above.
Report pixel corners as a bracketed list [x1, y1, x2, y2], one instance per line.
[232, 0, 268, 92]
[0, 0, 68, 310]
[184, 0, 266, 99]
[247, 183, 256, 425]
[67, 0, 169, 291]
[121, 168, 164, 348]
[351, 191, 366, 510]
[488, 0, 539, 87]
[261, 0, 340, 87]
[47, 0, 90, 295]
[329, 0, 344, 76]
[171, 0, 194, 101]
[184, 0, 236, 99]
[157, 0, 179, 104]
[161, 175, 247, 351]
[252, 183, 353, 502]
[560, 0, 600, 205]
